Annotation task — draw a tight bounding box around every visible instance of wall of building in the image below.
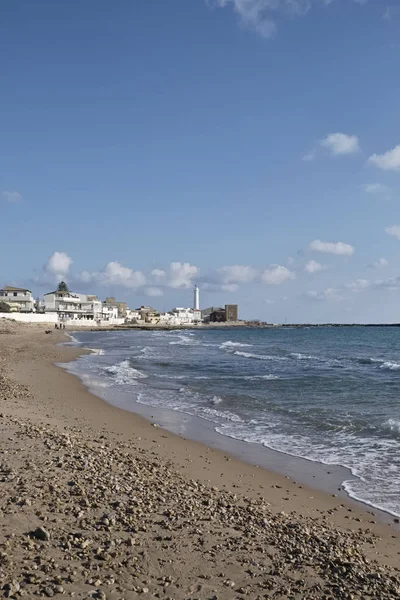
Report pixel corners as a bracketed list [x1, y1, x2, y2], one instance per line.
[0, 313, 58, 324]
[63, 318, 125, 327]
[225, 304, 238, 322]
[0, 313, 125, 326]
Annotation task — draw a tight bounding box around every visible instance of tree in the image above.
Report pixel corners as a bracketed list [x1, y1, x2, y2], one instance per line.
[57, 281, 69, 293]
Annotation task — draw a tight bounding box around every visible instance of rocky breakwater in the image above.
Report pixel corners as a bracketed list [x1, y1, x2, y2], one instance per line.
[0, 409, 399, 600]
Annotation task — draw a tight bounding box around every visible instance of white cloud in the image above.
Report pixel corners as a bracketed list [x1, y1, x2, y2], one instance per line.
[261, 265, 295, 285]
[373, 276, 400, 291]
[44, 251, 73, 281]
[307, 288, 341, 301]
[386, 225, 400, 240]
[218, 265, 258, 284]
[222, 283, 239, 292]
[2, 190, 22, 204]
[168, 262, 199, 288]
[368, 145, 400, 172]
[145, 287, 164, 297]
[369, 258, 388, 269]
[81, 261, 146, 289]
[362, 183, 391, 196]
[344, 279, 370, 292]
[309, 239, 355, 256]
[151, 269, 166, 280]
[305, 260, 325, 273]
[320, 133, 360, 156]
[212, 1, 366, 37]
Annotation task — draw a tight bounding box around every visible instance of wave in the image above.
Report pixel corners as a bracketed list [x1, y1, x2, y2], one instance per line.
[88, 348, 105, 356]
[104, 360, 147, 385]
[382, 418, 400, 434]
[234, 350, 288, 361]
[243, 374, 280, 380]
[201, 407, 242, 423]
[290, 352, 320, 361]
[380, 361, 400, 371]
[220, 340, 253, 349]
[209, 395, 223, 405]
[356, 357, 383, 365]
[63, 333, 81, 346]
[169, 335, 199, 346]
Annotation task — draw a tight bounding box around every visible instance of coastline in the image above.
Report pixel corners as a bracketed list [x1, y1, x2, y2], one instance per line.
[1, 321, 400, 598]
[62, 328, 400, 523]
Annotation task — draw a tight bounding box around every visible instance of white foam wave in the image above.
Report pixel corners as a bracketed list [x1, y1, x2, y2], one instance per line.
[243, 374, 280, 380]
[105, 360, 147, 385]
[156, 374, 187, 380]
[63, 333, 81, 346]
[209, 395, 223, 405]
[220, 340, 253, 349]
[169, 334, 199, 346]
[81, 373, 111, 389]
[88, 348, 105, 356]
[201, 407, 242, 422]
[380, 361, 400, 371]
[383, 418, 400, 434]
[290, 352, 320, 361]
[234, 351, 288, 361]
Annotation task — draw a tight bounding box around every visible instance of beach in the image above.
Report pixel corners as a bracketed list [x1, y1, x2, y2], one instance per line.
[1, 321, 400, 599]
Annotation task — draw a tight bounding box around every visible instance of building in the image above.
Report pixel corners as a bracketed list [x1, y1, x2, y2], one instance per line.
[125, 308, 141, 323]
[101, 304, 119, 321]
[44, 290, 123, 323]
[0, 286, 35, 312]
[209, 308, 226, 323]
[201, 304, 239, 323]
[193, 285, 200, 310]
[44, 290, 103, 321]
[170, 307, 202, 325]
[201, 307, 220, 322]
[225, 304, 238, 322]
[104, 297, 127, 318]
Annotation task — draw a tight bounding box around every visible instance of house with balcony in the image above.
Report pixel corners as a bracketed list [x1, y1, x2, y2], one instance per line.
[0, 286, 35, 312]
[44, 290, 101, 321]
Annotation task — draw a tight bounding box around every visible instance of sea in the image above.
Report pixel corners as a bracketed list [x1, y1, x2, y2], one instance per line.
[63, 326, 400, 517]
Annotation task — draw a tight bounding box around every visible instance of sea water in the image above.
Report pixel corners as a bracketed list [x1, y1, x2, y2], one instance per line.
[64, 326, 400, 516]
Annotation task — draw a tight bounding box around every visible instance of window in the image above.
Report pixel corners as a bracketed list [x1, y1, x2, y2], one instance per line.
[13, 293, 17, 297]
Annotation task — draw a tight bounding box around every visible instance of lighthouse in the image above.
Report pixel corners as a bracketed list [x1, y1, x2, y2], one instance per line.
[193, 285, 200, 310]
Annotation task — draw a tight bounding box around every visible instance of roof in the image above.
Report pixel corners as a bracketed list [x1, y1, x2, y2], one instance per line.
[44, 290, 74, 296]
[1, 286, 31, 293]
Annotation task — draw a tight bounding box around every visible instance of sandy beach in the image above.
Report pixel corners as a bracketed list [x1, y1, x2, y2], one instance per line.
[1, 321, 400, 599]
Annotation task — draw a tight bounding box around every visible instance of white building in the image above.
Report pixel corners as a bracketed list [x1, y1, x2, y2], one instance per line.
[102, 304, 119, 321]
[193, 285, 200, 310]
[0, 286, 35, 312]
[44, 290, 118, 322]
[170, 307, 202, 325]
[125, 308, 141, 323]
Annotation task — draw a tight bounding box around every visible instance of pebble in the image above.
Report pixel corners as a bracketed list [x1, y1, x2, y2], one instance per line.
[0, 335, 399, 600]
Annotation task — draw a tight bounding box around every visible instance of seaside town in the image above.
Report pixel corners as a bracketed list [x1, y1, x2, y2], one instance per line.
[0, 283, 239, 327]
[4, 3, 400, 599]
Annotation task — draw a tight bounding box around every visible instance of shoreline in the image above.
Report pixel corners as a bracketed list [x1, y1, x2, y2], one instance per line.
[1, 321, 400, 598]
[63, 330, 399, 524]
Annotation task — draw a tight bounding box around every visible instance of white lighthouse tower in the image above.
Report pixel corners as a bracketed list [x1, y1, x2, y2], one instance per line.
[193, 285, 200, 310]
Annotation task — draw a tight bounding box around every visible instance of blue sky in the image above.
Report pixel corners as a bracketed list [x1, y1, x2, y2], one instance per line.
[2, 0, 400, 323]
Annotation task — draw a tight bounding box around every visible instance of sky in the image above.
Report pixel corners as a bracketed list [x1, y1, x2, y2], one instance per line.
[2, 0, 400, 323]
